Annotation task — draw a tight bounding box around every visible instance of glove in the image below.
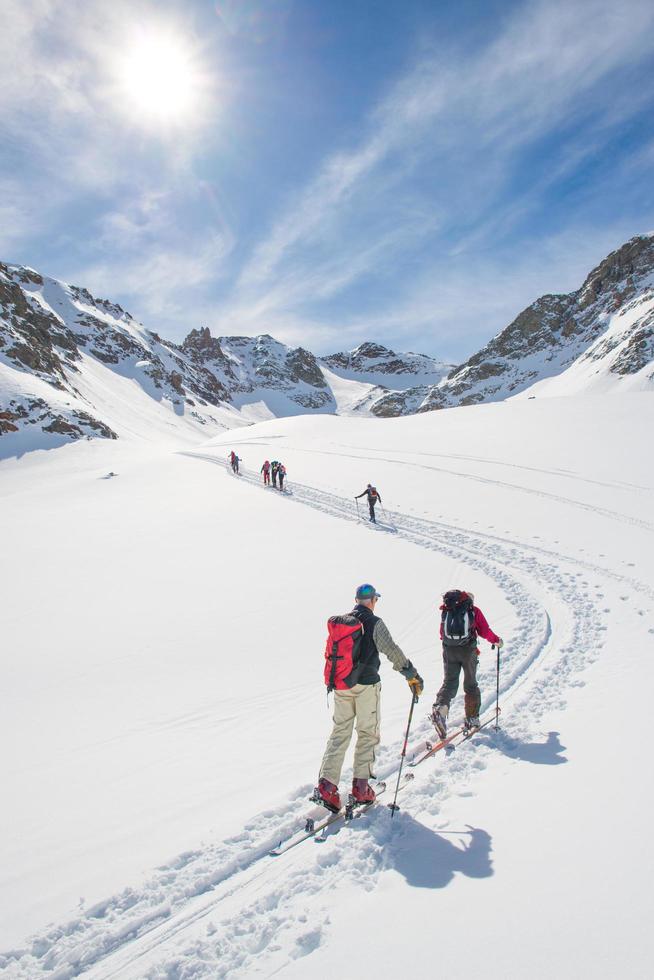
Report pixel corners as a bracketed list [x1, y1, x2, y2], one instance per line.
[401, 662, 424, 697]
[494, 638, 504, 650]
[408, 673, 424, 697]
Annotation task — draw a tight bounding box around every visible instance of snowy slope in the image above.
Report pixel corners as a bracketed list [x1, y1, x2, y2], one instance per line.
[1, 266, 451, 454]
[0, 263, 243, 456]
[369, 234, 654, 415]
[321, 341, 453, 414]
[514, 282, 654, 398]
[1, 393, 653, 979]
[179, 332, 452, 419]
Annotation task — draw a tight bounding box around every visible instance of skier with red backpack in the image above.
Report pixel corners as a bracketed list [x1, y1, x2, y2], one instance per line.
[261, 460, 271, 485]
[355, 484, 381, 523]
[313, 583, 424, 813]
[431, 590, 503, 737]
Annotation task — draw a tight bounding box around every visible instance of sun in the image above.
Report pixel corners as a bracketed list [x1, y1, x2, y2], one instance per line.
[115, 29, 206, 126]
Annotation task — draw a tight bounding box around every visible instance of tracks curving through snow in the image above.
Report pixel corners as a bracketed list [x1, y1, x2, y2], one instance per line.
[3, 448, 650, 980]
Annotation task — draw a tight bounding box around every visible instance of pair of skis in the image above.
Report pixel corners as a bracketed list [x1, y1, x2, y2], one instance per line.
[270, 775, 415, 856]
[408, 711, 498, 767]
[270, 713, 496, 856]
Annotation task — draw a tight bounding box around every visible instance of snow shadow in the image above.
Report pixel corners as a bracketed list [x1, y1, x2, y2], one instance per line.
[490, 730, 567, 765]
[371, 816, 492, 889]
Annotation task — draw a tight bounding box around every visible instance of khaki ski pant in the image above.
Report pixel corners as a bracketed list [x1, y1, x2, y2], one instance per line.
[319, 682, 381, 784]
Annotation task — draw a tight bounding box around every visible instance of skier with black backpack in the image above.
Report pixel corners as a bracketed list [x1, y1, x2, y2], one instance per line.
[355, 484, 382, 523]
[313, 583, 424, 813]
[431, 590, 502, 737]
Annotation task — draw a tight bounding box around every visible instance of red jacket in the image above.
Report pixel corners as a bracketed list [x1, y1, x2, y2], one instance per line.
[440, 606, 499, 646]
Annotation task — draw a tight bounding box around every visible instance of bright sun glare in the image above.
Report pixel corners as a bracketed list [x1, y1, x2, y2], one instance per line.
[117, 31, 205, 126]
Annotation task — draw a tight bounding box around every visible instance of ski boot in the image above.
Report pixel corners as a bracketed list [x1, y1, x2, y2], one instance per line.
[463, 715, 480, 735]
[430, 703, 448, 739]
[311, 778, 341, 813]
[351, 778, 376, 805]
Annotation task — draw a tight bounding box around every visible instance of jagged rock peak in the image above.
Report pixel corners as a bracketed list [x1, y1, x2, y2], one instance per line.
[577, 233, 654, 310]
[182, 326, 226, 360]
[352, 341, 395, 358]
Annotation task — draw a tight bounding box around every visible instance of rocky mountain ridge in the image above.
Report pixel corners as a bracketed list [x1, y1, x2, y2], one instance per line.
[1, 234, 653, 455]
[369, 234, 654, 415]
[0, 265, 449, 451]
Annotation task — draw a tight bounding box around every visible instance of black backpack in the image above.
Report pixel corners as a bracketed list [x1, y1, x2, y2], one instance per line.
[441, 590, 476, 647]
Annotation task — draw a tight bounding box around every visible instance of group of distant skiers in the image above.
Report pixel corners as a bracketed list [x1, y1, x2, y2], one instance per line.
[313, 582, 502, 812]
[228, 452, 288, 490]
[260, 459, 287, 490]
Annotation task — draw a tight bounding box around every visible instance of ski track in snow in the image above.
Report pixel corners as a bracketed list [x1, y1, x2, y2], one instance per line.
[3, 450, 652, 980]
[246, 442, 654, 533]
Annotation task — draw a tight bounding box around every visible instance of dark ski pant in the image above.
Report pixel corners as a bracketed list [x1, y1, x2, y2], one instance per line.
[279, 476, 285, 490]
[368, 500, 376, 522]
[435, 642, 481, 718]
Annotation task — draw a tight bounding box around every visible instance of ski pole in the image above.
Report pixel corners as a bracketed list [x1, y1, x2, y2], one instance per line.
[388, 693, 418, 817]
[494, 643, 500, 730]
[355, 497, 360, 520]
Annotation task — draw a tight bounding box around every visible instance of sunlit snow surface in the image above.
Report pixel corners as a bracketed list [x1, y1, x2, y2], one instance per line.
[1, 395, 653, 979]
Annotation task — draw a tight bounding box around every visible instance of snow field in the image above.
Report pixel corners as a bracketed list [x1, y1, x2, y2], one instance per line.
[1, 393, 653, 978]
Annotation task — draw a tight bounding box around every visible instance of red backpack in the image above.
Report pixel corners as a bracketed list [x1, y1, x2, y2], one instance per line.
[324, 615, 364, 692]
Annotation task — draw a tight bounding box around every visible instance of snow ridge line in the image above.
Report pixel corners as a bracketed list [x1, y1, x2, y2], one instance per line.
[1, 449, 619, 979]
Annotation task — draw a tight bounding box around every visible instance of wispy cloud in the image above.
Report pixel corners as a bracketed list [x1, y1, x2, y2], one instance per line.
[216, 0, 654, 353]
[71, 186, 234, 324]
[78, 234, 231, 322]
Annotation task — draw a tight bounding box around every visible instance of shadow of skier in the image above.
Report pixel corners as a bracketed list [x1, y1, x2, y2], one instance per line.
[490, 730, 567, 765]
[356, 814, 492, 890]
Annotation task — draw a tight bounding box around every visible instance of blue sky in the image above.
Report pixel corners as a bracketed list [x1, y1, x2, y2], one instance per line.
[2, 0, 654, 360]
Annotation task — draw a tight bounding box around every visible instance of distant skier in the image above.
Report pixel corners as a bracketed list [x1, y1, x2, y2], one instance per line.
[277, 463, 286, 491]
[271, 460, 280, 489]
[313, 583, 424, 813]
[261, 460, 271, 485]
[355, 484, 382, 523]
[229, 451, 240, 475]
[431, 590, 502, 737]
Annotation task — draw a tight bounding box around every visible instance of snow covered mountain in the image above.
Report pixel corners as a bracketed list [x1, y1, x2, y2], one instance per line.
[0, 264, 450, 454]
[0, 263, 243, 454]
[2, 234, 654, 456]
[370, 233, 654, 415]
